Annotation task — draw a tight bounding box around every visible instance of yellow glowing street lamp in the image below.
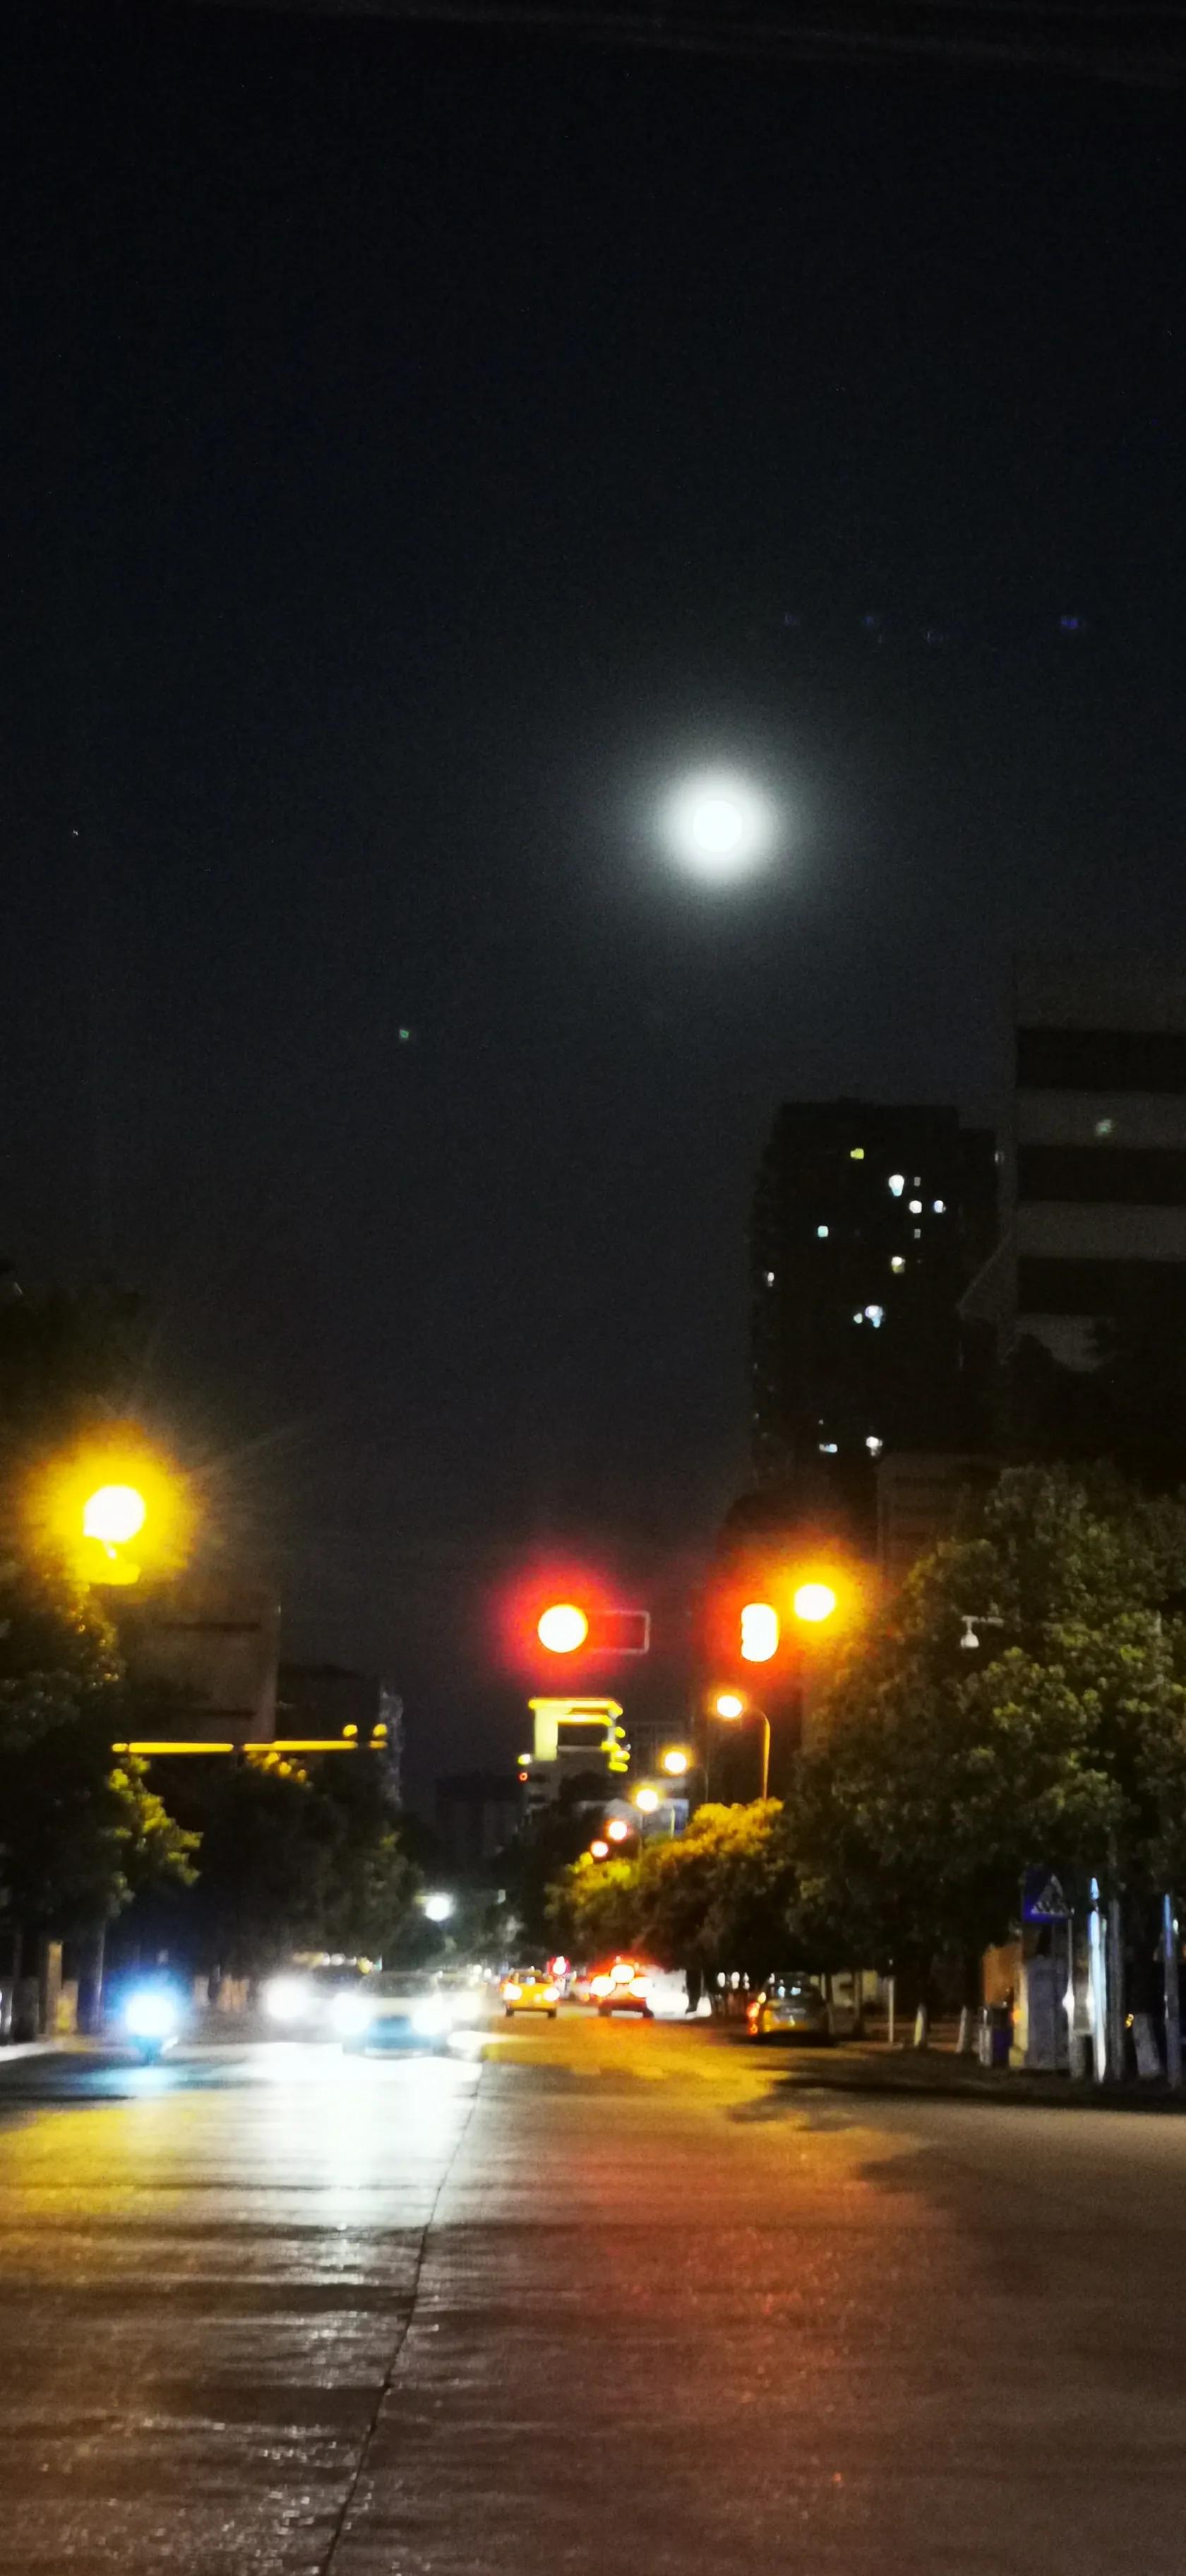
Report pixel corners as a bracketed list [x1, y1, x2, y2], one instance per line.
[633, 1785, 661, 1815]
[31, 1436, 194, 1587]
[660, 1746, 692, 1777]
[714, 1691, 745, 1720]
[83, 1484, 148, 1546]
[589, 1838, 611, 1861]
[606, 1817, 631, 1844]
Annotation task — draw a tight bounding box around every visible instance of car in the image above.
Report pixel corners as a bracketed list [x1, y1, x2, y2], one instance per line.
[263, 1960, 369, 2036]
[589, 1959, 654, 2017]
[745, 1975, 832, 2044]
[501, 1970, 560, 2018]
[334, 1969, 460, 2054]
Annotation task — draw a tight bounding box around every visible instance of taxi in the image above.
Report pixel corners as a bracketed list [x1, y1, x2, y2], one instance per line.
[501, 1969, 561, 2019]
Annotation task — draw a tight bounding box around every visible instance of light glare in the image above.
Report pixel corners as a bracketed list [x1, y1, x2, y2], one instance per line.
[794, 1583, 837, 1623]
[537, 1602, 589, 1654]
[664, 770, 775, 881]
[83, 1484, 147, 1545]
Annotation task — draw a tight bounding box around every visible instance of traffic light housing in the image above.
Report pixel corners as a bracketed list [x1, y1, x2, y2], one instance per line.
[536, 1602, 650, 1656]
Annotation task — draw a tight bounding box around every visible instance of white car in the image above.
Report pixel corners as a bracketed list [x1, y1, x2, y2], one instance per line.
[334, 1969, 467, 2055]
[263, 1962, 367, 2035]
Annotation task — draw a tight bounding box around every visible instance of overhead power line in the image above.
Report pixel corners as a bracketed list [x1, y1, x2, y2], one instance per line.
[179, 1, 1186, 90]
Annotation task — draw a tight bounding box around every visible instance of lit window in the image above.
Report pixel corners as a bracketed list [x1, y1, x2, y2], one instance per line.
[933, 1199, 945, 1214]
[888, 1174, 905, 1197]
[765, 1270, 775, 1284]
[849, 1146, 864, 1160]
[818, 1441, 838, 1455]
[890, 1256, 905, 1274]
[864, 1304, 885, 1327]
[1094, 1118, 1115, 1139]
[865, 1435, 883, 1456]
[913, 1227, 921, 1239]
[913, 1177, 921, 1187]
[816, 1224, 829, 1239]
[909, 1199, 922, 1215]
[852, 1311, 864, 1325]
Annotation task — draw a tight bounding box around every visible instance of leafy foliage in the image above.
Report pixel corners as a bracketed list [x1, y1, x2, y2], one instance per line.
[789, 1467, 1186, 1974]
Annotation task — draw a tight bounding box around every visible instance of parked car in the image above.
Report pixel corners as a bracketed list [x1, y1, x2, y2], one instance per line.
[745, 1975, 832, 2044]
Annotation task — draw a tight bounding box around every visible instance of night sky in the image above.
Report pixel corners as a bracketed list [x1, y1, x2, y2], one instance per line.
[5, 3, 1185, 1800]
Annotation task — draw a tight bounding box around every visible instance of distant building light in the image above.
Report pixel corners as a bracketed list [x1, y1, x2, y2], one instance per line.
[913, 1227, 922, 1239]
[863, 1304, 885, 1327]
[852, 1311, 864, 1325]
[933, 1199, 946, 1214]
[888, 1174, 905, 1196]
[909, 1198, 923, 1214]
[866, 1435, 883, 1456]
[849, 1147, 865, 1160]
[1094, 1118, 1115, 1138]
[818, 1441, 838, 1455]
[765, 1270, 776, 1284]
[816, 1224, 829, 1239]
[890, 1256, 906, 1274]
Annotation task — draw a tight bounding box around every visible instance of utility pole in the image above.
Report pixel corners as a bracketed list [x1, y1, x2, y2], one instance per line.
[1163, 1893, 1182, 2091]
[1106, 1893, 1125, 2082]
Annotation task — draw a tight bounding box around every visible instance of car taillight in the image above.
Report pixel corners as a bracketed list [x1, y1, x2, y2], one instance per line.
[591, 1975, 611, 1997]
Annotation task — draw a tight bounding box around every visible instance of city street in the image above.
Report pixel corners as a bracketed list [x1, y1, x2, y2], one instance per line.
[3, 2015, 1186, 2573]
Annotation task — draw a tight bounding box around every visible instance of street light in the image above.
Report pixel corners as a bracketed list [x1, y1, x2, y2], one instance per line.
[589, 1838, 610, 1861]
[660, 1746, 691, 1777]
[423, 1892, 455, 1924]
[633, 1786, 661, 1815]
[83, 1484, 148, 1546]
[606, 1818, 631, 1844]
[32, 1436, 194, 1587]
[709, 1690, 770, 1799]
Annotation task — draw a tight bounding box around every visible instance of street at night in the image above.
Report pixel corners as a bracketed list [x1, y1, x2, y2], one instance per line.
[4, 2014, 1186, 2574]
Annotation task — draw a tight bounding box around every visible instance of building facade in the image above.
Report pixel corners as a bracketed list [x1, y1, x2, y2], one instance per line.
[1012, 957, 1186, 1369]
[750, 1099, 997, 1537]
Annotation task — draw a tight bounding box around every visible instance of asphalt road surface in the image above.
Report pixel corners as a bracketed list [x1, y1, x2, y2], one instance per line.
[2, 2010, 1186, 2574]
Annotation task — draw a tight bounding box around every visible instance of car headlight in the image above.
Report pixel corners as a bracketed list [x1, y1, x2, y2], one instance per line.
[124, 1988, 177, 2039]
[544, 1986, 559, 2003]
[590, 1975, 611, 1998]
[503, 1982, 522, 2002]
[265, 1976, 309, 2024]
[333, 1992, 373, 2037]
[412, 2000, 449, 2036]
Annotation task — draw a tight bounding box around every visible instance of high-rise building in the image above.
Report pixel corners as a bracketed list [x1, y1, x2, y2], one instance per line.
[750, 1100, 997, 1537]
[1011, 957, 1186, 1368]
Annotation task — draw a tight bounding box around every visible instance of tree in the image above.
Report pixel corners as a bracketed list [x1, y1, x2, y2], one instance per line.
[789, 1466, 1186, 1996]
[176, 1754, 331, 1980]
[547, 1802, 805, 1986]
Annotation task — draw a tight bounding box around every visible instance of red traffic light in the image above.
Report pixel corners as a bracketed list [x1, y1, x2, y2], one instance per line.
[536, 1603, 649, 1657]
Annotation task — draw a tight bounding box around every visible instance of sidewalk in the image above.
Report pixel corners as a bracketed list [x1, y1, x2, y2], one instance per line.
[760, 2030, 1186, 2111]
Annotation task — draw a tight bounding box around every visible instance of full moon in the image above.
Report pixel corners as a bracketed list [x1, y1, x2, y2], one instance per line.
[662, 770, 776, 881]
